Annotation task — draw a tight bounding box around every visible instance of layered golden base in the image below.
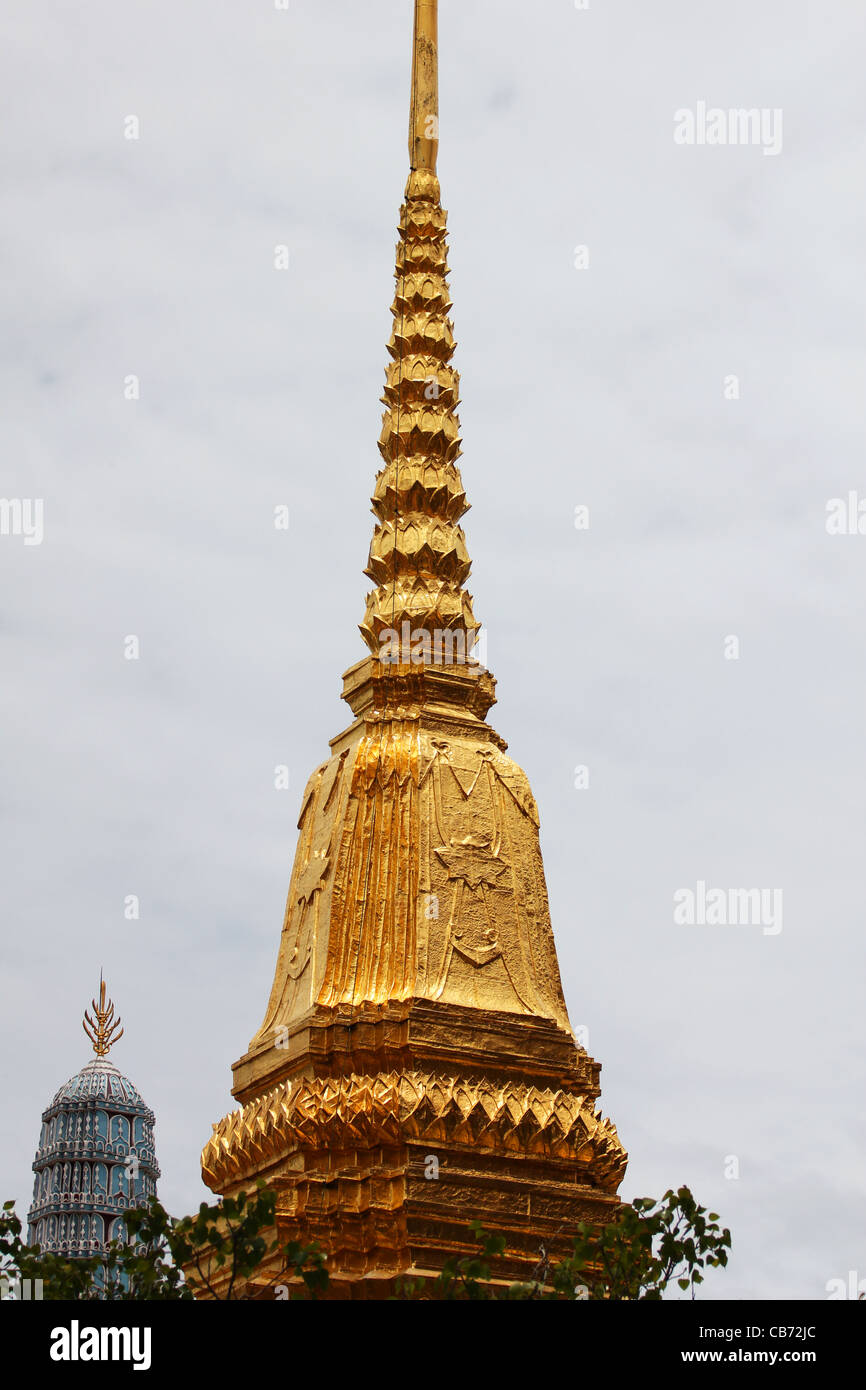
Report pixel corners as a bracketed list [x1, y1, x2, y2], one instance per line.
[201, 1002, 626, 1297]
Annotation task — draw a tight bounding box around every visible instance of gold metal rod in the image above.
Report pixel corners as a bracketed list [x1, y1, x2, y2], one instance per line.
[409, 0, 438, 171]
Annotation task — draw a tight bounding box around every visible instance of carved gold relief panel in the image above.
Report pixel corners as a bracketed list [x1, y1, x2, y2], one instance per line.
[252, 721, 571, 1043]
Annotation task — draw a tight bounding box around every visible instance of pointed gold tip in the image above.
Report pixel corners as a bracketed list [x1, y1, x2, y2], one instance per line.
[410, 0, 439, 172]
[82, 976, 124, 1058]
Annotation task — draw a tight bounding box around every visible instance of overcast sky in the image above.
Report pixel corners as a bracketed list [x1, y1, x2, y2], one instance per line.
[2, 0, 865, 1300]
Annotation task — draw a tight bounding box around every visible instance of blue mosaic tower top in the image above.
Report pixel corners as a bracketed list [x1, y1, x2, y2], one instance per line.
[27, 981, 159, 1258]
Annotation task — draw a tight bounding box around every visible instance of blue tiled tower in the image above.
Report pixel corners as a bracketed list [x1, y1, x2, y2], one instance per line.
[27, 980, 159, 1258]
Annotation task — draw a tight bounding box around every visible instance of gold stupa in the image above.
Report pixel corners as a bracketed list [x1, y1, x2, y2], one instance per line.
[201, 0, 626, 1296]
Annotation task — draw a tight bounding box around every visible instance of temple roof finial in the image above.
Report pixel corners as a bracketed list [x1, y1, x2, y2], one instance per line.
[82, 973, 124, 1058]
[410, 0, 439, 172]
[359, 0, 480, 661]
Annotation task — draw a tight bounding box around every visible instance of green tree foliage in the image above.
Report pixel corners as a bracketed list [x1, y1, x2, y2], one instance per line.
[395, 1190, 730, 1301]
[1, 1201, 100, 1300]
[1, 1185, 729, 1301]
[550, 1187, 732, 1301]
[0, 1185, 325, 1302]
[395, 1221, 509, 1301]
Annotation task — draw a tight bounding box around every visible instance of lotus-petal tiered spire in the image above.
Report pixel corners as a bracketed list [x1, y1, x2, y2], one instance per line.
[361, 0, 478, 658]
[360, 168, 479, 651]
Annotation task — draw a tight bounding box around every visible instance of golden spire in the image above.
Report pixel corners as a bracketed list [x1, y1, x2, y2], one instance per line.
[360, 0, 480, 661]
[82, 975, 123, 1058]
[198, 2, 627, 1296]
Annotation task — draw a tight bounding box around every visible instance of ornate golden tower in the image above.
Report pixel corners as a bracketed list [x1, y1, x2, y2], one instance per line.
[201, 0, 626, 1295]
